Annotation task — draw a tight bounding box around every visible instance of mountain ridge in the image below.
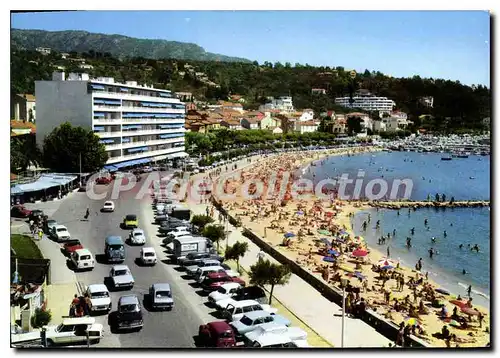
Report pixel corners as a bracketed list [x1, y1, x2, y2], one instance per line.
[10, 28, 251, 63]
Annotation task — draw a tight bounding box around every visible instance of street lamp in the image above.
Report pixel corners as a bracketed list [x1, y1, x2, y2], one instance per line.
[341, 278, 349, 348]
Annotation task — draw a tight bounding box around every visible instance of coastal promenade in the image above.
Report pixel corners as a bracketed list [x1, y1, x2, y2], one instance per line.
[190, 203, 393, 348]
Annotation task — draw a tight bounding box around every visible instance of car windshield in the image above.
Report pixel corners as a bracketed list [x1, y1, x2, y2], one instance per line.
[120, 304, 137, 312]
[57, 228, 67, 232]
[219, 331, 233, 338]
[240, 316, 253, 326]
[217, 287, 227, 294]
[48, 220, 56, 224]
[144, 252, 155, 257]
[68, 242, 80, 246]
[156, 291, 171, 298]
[134, 232, 142, 236]
[126, 215, 136, 221]
[114, 269, 128, 276]
[104, 203, 112, 206]
[91, 291, 109, 298]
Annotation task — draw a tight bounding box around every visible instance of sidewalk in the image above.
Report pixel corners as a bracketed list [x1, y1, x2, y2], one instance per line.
[191, 203, 392, 347]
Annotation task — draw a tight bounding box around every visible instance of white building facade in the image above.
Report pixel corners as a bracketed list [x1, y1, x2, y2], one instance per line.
[259, 96, 295, 113]
[335, 91, 396, 112]
[35, 72, 186, 170]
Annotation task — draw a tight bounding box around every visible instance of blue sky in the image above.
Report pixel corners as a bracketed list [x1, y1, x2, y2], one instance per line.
[11, 11, 490, 86]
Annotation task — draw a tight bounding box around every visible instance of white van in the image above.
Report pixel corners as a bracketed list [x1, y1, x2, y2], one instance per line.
[194, 266, 225, 284]
[71, 249, 95, 271]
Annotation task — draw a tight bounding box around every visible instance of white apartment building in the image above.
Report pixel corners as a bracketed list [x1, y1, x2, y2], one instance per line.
[35, 72, 187, 170]
[259, 96, 295, 113]
[335, 91, 395, 112]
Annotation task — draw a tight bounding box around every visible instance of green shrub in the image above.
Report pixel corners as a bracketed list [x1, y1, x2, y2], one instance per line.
[31, 308, 51, 328]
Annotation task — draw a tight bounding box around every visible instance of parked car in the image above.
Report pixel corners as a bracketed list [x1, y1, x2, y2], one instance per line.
[139, 247, 157, 266]
[102, 201, 115, 212]
[215, 286, 267, 306]
[51, 225, 71, 242]
[70, 249, 95, 271]
[44, 317, 103, 346]
[207, 282, 242, 305]
[128, 228, 146, 245]
[115, 295, 144, 331]
[29, 209, 44, 222]
[86, 284, 112, 314]
[122, 214, 138, 229]
[96, 177, 112, 185]
[149, 283, 174, 310]
[194, 266, 226, 284]
[63, 239, 84, 256]
[201, 272, 245, 292]
[197, 321, 236, 348]
[110, 265, 135, 290]
[185, 259, 222, 277]
[220, 300, 277, 322]
[11, 205, 31, 218]
[230, 311, 291, 336]
[178, 252, 223, 267]
[243, 324, 308, 347]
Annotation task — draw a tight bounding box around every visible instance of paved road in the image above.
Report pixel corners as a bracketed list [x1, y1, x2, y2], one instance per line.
[42, 173, 214, 348]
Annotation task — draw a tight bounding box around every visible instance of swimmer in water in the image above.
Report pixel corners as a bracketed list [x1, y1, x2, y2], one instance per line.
[459, 244, 463, 249]
[444, 230, 447, 238]
[411, 227, 415, 235]
[462, 269, 468, 275]
[431, 237, 436, 243]
[424, 219, 428, 226]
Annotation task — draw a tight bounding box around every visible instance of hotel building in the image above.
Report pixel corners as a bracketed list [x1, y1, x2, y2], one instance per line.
[35, 72, 186, 170]
[335, 91, 396, 113]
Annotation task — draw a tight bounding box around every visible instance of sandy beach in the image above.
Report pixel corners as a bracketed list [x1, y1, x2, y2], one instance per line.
[203, 148, 490, 348]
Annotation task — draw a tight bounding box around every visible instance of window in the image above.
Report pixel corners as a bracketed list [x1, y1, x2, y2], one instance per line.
[234, 308, 243, 314]
[58, 324, 75, 332]
[120, 304, 138, 313]
[114, 269, 128, 276]
[239, 316, 253, 326]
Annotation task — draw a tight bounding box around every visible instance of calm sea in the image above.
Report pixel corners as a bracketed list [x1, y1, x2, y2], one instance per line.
[307, 151, 491, 308]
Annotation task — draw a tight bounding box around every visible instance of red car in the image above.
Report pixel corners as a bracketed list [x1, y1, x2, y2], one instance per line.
[95, 177, 112, 185]
[198, 321, 236, 347]
[201, 272, 246, 292]
[63, 239, 84, 255]
[11, 205, 32, 218]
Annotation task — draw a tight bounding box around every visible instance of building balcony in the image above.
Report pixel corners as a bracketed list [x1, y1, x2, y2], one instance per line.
[121, 117, 184, 124]
[93, 104, 122, 111]
[93, 91, 180, 103]
[93, 118, 122, 124]
[121, 107, 185, 114]
[104, 143, 123, 150]
[121, 137, 185, 149]
[96, 131, 123, 138]
[106, 146, 186, 164]
[121, 128, 186, 137]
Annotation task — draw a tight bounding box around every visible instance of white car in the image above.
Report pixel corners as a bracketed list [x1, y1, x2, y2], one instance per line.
[110, 265, 135, 289]
[207, 282, 242, 305]
[244, 324, 308, 347]
[86, 284, 111, 313]
[51, 225, 71, 242]
[102, 201, 115, 212]
[140, 247, 157, 266]
[129, 228, 146, 245]
[70, 249, 95, 271]
[221, 300, 277, 321]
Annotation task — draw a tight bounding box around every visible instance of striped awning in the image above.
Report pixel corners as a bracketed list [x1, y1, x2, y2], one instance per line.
[127, 146, 149, 153]
[93, 99, 105, 104]
[100, 139, 115, 144]
[123, 125, 141, 129]
[120, 87, 129, 92]
[159, 92, 171, 97]
[93, 126, 105, 131]
[93, 113, 105, 117]
[159, 133, 183, 139]
[91, 84, 105, 90]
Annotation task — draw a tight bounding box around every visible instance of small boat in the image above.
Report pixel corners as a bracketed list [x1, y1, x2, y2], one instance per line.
[441, 157, 452, 161]
[457, 154, 469, 158]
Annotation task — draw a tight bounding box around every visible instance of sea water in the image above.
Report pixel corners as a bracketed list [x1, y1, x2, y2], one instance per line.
[308, 151, 491, 308]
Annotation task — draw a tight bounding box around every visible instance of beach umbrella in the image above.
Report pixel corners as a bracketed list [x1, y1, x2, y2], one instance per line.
[325, 212, 334, 217]
[322, 256, 336, 263]
[352, 249, 368, 257]
[377, 258, 397, 267]
[296, 211, 304, 215]
[318, 229, 332, 236]
[381, 265, 394, 270]
[327, 249, 340, 256]
[284, 232, 296, 238]
[461, 307, 480, 316]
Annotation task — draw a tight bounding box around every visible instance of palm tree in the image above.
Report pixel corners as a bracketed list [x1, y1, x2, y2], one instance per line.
[224, 241, 249, 272]
[191, 215, 214, 230]
[11, 134, 42, 174]
[248, 259, 291, 305]
[202, 224, 225, 253]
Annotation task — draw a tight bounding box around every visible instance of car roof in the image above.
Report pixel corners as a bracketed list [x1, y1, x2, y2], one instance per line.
[142, 247, 155, 253]
[62, 317, 95, 326]
[242, 310, 271, 320]
[106, 236, 123, 245]
[228, 300, 259, 307]
[75, 248, 92, 255]
[104, 201, 114, 205]
[198, 266, 223, 273]
[219, 282, 241, 290]
[207, 271, 229, 278]
[119, 295, 139, 305]
[54, 225, 67, 229]
[87, 284, 108, 292]
[132, 228, 144, 233]
[47, 219, 57, 223]
[208, 321, 233, 333]
[254, 332, 293, 346]
[112, 264, 130, 271]
[152, 283, 171, 291]
[125, 214, 137, 219]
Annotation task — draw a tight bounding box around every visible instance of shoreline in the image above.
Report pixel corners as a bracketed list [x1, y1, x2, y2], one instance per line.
[204, 148, 490, 348]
